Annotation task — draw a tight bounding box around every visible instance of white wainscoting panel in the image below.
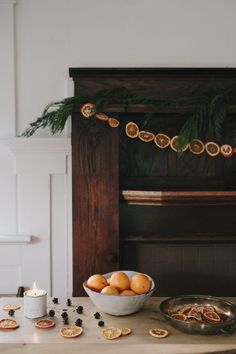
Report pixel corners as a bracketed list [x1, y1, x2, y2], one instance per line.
[0, 138, 71, 296]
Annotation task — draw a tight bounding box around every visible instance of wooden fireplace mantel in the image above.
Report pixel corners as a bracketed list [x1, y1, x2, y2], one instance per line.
[70, 68, 236, 296]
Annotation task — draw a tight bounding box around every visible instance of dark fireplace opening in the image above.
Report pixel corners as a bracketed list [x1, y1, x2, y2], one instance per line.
[70, 68, 236, 296]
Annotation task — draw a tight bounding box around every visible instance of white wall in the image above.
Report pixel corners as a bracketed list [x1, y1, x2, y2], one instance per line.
[0, 0, 236, 295]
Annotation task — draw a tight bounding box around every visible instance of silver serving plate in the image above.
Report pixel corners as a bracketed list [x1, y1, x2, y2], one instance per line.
[160, 295, 236, 335]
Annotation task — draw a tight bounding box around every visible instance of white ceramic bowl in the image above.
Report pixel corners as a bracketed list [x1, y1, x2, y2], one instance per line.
[83, 270, 155, 316]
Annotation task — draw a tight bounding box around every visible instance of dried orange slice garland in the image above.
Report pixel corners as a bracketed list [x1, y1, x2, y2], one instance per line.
[80, 103, 235, 158]
[0, 319, 19, 330]
[60, 326, 83, 338]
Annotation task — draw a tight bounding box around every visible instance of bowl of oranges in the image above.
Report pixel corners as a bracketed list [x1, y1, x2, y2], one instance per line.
[83, 270, 155, 316]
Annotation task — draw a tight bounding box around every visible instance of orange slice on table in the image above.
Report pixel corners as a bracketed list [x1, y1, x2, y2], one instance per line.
[170, 136, 188, 152]
[220, 144, 234, 158]
[205, 142, 220, 157]
[35, 318, 55, 329]
[121, 328, 132, 336]
[80, 102, 96, 118]
[171, 313, 187, 321]
[189, 139, 205, 155]
[102, 327, 122, 340]
[3, 304, 21, 311]
[0, 319, 19, 330]
[95, 113, 109, 121]
[108, 117, 120, 128]
[149, 328, 169, 338]
[60, 326, 83, 338]
[125, 122, 139, 138]
[138, 131, 155, 142]
[154, 133, 170, 149]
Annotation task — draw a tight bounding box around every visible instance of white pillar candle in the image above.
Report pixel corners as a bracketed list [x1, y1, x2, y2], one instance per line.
[24, 282, 47, 318]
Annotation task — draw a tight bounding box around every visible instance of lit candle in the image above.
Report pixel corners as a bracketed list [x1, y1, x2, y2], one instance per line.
[24, 282, 47, 318]
[25, 282, 46, 297]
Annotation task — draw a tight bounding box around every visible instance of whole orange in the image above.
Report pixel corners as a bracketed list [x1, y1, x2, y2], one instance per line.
[130, 274, 151, 294]
[87, 274, 107, 292]
[120, 290, 136, 296]
[110, 271, 130, 292]
[101, 286, 119, 295]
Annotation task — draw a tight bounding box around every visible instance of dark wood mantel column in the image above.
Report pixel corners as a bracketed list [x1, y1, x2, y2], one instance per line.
[72, 115, 119, 296]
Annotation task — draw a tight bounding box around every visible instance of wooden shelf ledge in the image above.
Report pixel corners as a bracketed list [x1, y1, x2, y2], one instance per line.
[121, 234, 236, 243]
[121, 190, 236, 206]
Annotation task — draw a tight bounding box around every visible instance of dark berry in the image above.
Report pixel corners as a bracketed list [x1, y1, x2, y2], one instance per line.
[52, 297, 58, 304]
[94, 312, 101, 319]
[98, 320, 104, 327]
[8, 309, 15, 317]
[63, 317, 69, 325]
[61, 311, 68, 319]
[75, 318, 82, 327]
[48, 310, 55, 317]
[76, 306, 83, 314]
[67, 299, 71, 306]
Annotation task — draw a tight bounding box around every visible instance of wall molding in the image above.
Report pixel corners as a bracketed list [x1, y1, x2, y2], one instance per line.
[0, 138, 71, 155]
[0, 234, 31, 244]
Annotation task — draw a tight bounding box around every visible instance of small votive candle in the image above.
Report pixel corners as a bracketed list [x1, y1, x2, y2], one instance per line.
[24, 282, 47, 318]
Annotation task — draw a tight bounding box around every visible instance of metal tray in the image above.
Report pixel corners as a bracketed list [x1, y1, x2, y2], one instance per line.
[160, 295, 236, 335]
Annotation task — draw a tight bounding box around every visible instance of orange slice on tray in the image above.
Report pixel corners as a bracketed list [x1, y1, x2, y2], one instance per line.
[108, 117, 120, 128]
[189, 139, 205, 154]
[121, 327, 132, 336]
[205, 142, 220, 157]
[220, 144, 234, 158]
[139, 131, 155, 142]
[102, 327, 122, 340]
[170, 136, 188, 152]
[80, 102, 96, 118]
[125, 122, 139, 138]
[95, 113, 109, 121]
[60, 326, 83, 338]
[154, 133, 170, 149]
[149, 328, 169, 338]
[3, 304, 21, 311]
[203, 311, 221, 324]
[171, 313, 187, 321]
[35, 318, 55, 329]
[0, 319, 19, 330]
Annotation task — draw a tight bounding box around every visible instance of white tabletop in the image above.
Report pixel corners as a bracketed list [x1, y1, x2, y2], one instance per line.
[0, 297, 236, 354]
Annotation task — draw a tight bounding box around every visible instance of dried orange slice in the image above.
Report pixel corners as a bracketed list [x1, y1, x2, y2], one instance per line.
[188, 307, 201, 321]
[221, 144, 234, 158]
[95, 113, 109, 121]
[0, 319, 19, 330]
[60, 326, 83, 338]
[179, 306, 192, 315]
[102, 327, 122, 340]
[149, 328, 169, 338]
[205, 142, 220, 157]
[139, 131, 155, 142]
[3, 304, 21, 311]
[189, 139, 205, 155]
[125, 122, 139, 138]
[154, 133, 170, 149]
[121, 328, 132, 336]
[171, 313, 187, 321]
[35, 318, 55, 329]
[80, 102, 96, 118]
[202, 306, 215, 315]
[170, 136, 188, 152]
[108, 117, 120, 128]
[203, 311, 221, 324]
